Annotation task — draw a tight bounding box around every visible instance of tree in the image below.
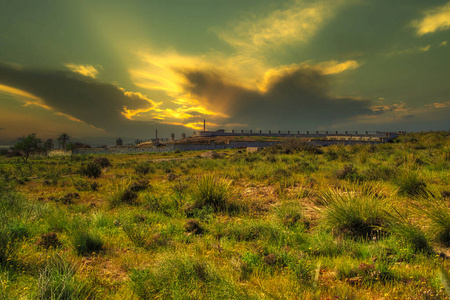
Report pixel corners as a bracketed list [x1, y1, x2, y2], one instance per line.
[58, 133, 70, 149]
[12, 133, 42, 163]
[43, 139, 54, 151]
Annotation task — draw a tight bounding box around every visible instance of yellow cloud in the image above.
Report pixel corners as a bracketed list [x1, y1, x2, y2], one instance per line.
[258, 60, 359, 92]
[440, 41, 448, 46]
[386, 45, 431, 56]
[413, 2, 450, 36]
[217, 0, 348, 53]
[0, 84, 51, 110]
[428, 101, 450, 108]
[65, 63, 100, 78]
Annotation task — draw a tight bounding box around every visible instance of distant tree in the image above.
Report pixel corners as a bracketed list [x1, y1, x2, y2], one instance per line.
[58, 133, 70, 149]
[135, 139, 143, 145]
[12, 133, 42, 163]
[66, 142, 75, 157]
[43, 138, 54, 151]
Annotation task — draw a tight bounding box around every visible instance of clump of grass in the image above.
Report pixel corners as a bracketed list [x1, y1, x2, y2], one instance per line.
[36, 232, 62, 249]
[274, 201, 305, 228]
[122, 223, 149, 248]
[93, 156, 111, 168]
[184, 219, 204, 235]
[37, 255, 94, 300]
[130, 254, 245, 299]
[108, 183, 140, 208]
[335, 164, 360, 181]
[192, 174, 233, 212]
[78, 162, 102, 178]
[69, 218, 103, 256]
[388, 216, 432, 254]
[134, 162, 153, 175]
[417, 193, 450, 246]
[396, 172, 427, 198]
[316, 188, 391, 239]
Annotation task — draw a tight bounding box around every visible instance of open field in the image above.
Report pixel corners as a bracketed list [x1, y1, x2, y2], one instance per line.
[1, 132, 450, 299]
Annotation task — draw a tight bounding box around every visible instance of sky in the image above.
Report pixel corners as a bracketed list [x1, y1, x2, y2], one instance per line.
[1, 0, 449, 145]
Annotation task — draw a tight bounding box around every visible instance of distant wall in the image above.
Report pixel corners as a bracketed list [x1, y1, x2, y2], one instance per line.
[69, 139, 385, 156]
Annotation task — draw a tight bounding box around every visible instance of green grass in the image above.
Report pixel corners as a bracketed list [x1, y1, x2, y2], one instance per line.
[0, 131, 449, 299]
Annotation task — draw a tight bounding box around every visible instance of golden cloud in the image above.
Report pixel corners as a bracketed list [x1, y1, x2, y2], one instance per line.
[217, 0, 348, 53]
[428, 101, 450, 108]
[65, 63, 100, 78]
[413, 2, 450, 36]
[0, 84, 51, 110]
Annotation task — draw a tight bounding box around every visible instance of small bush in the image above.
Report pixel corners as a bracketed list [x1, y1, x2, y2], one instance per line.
[78, 162, 102, 178]
[93, 156, 111, 168]
[192, 175, 233, 212]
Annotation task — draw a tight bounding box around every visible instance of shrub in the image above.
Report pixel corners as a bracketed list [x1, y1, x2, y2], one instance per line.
[93, 156, 111, 168]
[78, 162, 101, 178]
[130, 255, 245, 299]
[316, 188, 391, 239]
[192, 175, 233, 212]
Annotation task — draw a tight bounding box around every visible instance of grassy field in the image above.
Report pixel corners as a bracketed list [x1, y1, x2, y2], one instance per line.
[1, 132, 449, 299]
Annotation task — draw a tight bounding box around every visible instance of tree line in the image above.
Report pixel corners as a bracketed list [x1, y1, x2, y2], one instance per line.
[7, 133, 89, 162]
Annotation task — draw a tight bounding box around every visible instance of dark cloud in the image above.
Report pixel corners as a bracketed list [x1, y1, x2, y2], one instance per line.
[402, 114, 415, 119]
[181, 67, 375, 130]
[0, 63, 181, 137]
[0, 128, 5, 130]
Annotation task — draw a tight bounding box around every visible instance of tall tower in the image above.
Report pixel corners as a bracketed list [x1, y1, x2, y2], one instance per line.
[156, 128, 158, 140]
[203, 119, 206, 132]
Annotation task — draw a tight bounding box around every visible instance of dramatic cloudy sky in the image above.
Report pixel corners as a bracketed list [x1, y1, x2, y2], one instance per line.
[1, 0, 449, 144]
